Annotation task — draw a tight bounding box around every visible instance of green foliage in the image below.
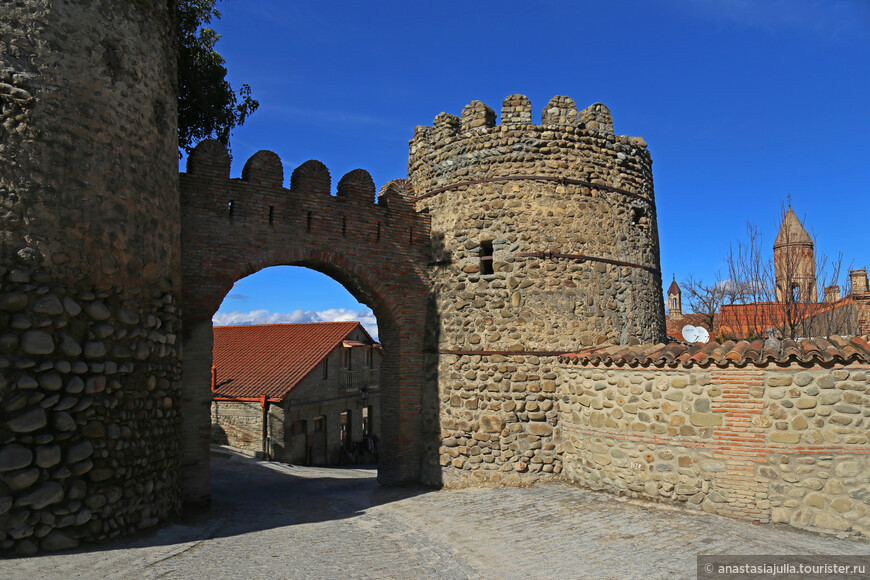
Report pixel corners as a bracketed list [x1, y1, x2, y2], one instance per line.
[177, 0, 258, 155]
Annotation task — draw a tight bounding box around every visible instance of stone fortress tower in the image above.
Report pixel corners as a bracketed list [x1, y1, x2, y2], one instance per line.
[409, 95, 666, 485]
[0, 2, 180, 554]
[411, 95, 665, 351]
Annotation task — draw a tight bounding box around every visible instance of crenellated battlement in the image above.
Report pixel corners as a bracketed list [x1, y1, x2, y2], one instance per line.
[413, 94, 621, 139]
[178, 139, 430, 336]
[181, 140, 423, 248]
[409, 94, 651, 199]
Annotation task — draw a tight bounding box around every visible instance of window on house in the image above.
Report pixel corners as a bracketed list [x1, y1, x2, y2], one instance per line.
[341, 347, 352, 370]
[291, 420, 306, 435]
[313, 416, 324, 432]
[480, 240, 494, 275]
[365, 347, 373, 369]
[322, 357, 328, 379]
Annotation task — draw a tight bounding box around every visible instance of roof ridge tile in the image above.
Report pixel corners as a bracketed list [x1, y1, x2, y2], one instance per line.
[559, 335, 870, 368]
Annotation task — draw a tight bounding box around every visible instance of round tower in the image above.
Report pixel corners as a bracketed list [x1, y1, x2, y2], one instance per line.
[409, 95, 665, 487]
[1, 2, 180, 553]
[410, 95, 665, 352]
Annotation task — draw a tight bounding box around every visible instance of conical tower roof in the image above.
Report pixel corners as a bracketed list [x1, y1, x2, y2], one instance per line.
[774, 207, 813, 249]
[667, 278, 681, 295]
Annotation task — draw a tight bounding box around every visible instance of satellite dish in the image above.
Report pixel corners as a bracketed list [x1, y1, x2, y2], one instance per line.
[682, 325, 710, 344]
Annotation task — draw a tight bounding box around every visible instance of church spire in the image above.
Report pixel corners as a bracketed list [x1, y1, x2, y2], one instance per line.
[774, 207, 812, 249]
[773, 206, 816, 302]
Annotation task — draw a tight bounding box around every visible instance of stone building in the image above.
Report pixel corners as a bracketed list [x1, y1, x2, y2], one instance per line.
[211, 322, 381, 465]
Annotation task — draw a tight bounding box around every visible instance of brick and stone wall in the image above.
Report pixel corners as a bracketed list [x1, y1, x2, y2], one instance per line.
[559, 361, 870, 539]
[0, 1, 179, 555]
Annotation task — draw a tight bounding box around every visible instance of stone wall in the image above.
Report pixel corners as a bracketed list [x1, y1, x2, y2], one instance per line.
[435, 353, 561, 487]
[210, 401, 276, 454]
[0, 1, 180, 555]
[559, 361, 870, 539]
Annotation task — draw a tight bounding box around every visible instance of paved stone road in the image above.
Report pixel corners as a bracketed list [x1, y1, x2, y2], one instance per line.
[5, 448, 868, 579]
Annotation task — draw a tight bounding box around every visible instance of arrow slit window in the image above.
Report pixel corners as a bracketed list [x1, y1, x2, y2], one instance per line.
[480, 241, 494, 275]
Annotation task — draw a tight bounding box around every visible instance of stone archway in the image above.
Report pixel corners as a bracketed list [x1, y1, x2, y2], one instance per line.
[178, 140, 430, 504]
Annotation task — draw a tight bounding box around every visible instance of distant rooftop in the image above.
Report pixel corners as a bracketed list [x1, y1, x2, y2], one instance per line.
[212, 322, 376, 401]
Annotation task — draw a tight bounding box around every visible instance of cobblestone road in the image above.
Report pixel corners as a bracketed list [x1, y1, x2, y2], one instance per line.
[5, 448, 868, 579]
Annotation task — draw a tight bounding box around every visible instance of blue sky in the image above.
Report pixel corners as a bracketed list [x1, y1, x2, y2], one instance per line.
[205, 0, 870, 337]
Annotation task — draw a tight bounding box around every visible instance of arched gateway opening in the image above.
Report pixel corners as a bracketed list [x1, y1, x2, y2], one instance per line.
[178, 141, 431, 505]
[210, 266, 382, 466]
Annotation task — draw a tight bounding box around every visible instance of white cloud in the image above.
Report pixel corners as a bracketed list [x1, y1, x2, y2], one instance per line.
[668, 0, 867, 42]
[264, 104, 403, 130]
[213, 308, 379, 341]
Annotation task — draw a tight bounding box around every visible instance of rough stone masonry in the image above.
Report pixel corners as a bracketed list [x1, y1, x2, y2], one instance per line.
[1, 0, 866, 557]
[1, 1, 181, 555]
[409, 95, 665, 488]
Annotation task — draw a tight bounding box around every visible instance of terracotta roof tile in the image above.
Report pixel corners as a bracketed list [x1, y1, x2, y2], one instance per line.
[717, 301, 839, 339]
[212, 322, 373, 401]
[561, 335, 870, 368]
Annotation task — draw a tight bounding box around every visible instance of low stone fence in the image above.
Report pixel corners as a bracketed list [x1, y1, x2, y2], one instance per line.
[559, 338, 870, 539]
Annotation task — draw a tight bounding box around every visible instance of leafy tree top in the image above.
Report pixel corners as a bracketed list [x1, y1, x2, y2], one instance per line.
[177, 0, 258, 155]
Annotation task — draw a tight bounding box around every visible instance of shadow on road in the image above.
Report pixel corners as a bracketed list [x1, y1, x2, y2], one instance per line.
[17, 448, 434, 560]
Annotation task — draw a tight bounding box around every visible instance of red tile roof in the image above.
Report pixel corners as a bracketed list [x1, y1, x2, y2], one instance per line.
[212, 322, 373, 401]
[561, 335, 870, 368]
[718, 301, 835, 339]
